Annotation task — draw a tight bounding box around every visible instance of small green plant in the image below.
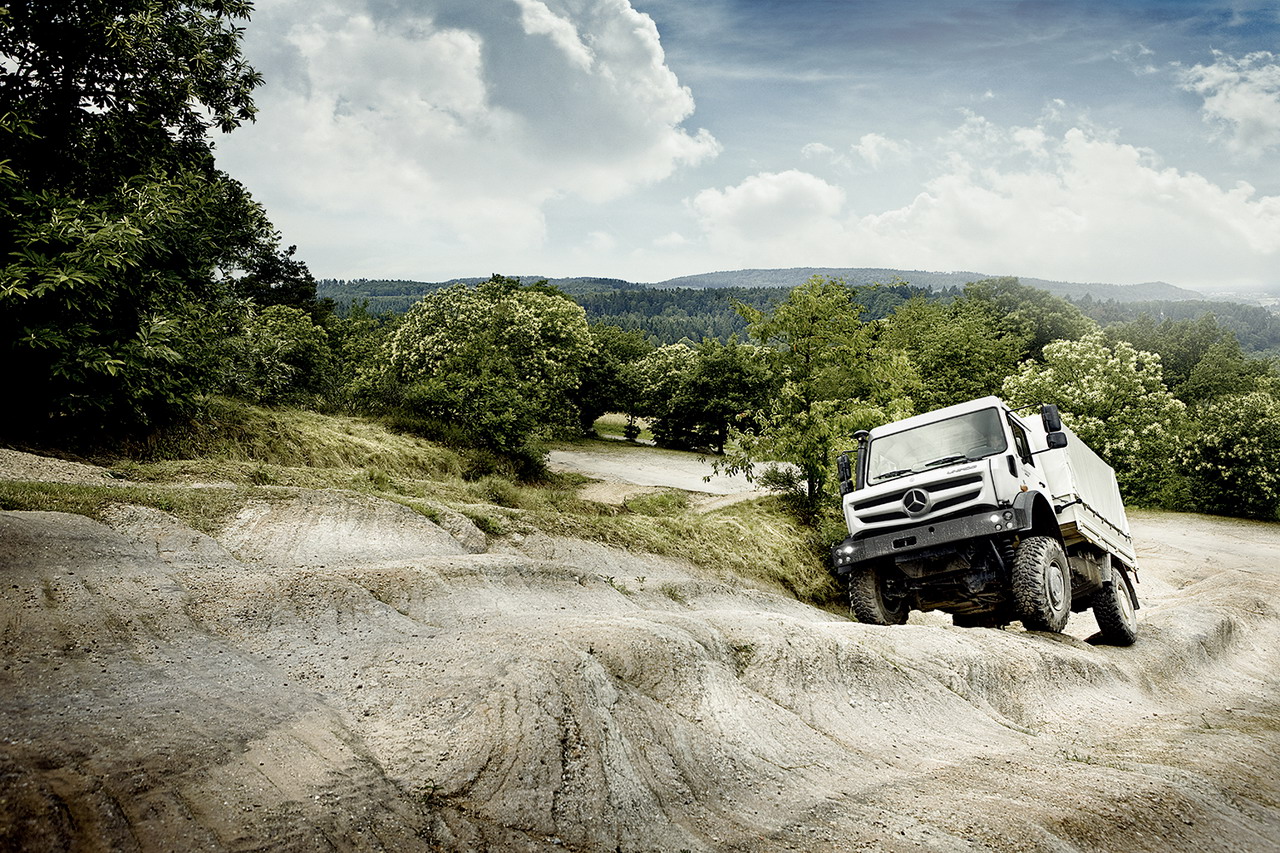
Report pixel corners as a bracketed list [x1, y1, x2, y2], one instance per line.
[367, 467, 393, 490]
[600, 575, 632, 595]
[464, 510, 508, 536]
[659, 582, 688, 605]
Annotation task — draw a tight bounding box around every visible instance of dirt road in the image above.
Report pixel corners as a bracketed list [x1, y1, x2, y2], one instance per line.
[2, 448, 1279, 852]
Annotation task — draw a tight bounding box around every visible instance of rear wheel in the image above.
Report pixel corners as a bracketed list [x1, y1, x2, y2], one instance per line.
[1012, 536, 1071, 632]
[1092, 570, 1138, 645]
[849, 565, 909, 625]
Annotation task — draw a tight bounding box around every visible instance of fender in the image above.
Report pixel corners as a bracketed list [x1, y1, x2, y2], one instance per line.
[1012, 489, 1064, 546]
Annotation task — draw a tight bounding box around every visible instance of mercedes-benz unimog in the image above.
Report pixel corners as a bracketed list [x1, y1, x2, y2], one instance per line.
[831, 396, 1140, 644]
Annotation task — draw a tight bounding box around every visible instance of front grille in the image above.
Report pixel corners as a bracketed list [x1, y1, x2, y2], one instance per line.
[851, 473, 984, 526]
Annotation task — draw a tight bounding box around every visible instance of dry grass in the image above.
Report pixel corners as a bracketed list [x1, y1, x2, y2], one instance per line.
[7, 402, 840, 607]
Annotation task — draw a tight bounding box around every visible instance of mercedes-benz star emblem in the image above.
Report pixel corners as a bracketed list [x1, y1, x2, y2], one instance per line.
[902, 488, 931, 516]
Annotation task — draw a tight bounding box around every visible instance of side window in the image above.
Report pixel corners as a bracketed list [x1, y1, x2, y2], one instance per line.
[1008, 416, 1034, 466]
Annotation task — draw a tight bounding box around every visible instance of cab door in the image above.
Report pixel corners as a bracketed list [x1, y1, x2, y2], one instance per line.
[1006, 414, 1046, 492]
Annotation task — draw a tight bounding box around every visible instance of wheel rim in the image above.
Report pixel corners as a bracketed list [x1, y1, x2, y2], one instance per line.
[1117, 578, 1136, 627]
[1047, 560, 1066, 611]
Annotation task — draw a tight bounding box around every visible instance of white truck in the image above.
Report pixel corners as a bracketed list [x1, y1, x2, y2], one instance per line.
[831, 396, 1140, 644]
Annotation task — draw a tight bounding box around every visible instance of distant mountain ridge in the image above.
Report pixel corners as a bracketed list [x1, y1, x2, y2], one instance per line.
[648, 267, 1205, 302]
[319, 268, 1205, 305]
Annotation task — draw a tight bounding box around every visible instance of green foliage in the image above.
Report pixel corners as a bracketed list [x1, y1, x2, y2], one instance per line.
[879, 296, 1026, 410]
[220, 305, 334, 405]
[1105, 314, 1275, 405]
[965, 277, 1096, 359]
[1002, 331, 1187, 504]
[0, 2, 317, 441]
[380, 276, 594, 454]
[1182, 391, 1280, 520]
[0, 0, 261, 194]
[632, 337, 777, 452]
[716, 276, 916, 514]
[575, 324, 653, 432]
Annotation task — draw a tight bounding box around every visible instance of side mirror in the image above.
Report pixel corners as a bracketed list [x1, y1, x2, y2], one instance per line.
[1046, 431, 1068, 450]
[1041, 404, 1063, 433]
[837, 452, 853, 495]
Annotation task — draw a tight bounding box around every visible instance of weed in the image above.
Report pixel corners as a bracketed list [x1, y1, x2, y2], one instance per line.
[659, 583, 688, 605]
[601, 575, 633, 595]
[624, 490, 689, 516]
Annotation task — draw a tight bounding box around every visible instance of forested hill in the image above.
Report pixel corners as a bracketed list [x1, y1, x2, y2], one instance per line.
[652, 268, 1205, 302]
[317, 267, 1205, 315]
[317, 271, 1280, 355]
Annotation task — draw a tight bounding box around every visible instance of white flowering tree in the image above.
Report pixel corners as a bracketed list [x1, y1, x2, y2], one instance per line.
[382, 276, 593, 453]
[1002, 331, 1186, 503]
[1183, 391, 1280, 519]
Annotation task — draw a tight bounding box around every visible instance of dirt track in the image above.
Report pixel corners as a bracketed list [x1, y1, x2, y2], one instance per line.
[2, 449, 1279, 852]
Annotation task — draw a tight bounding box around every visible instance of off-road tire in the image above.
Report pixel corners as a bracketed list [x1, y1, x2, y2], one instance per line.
[1012, 536, 1071, 633]
[1092, 571, 1138, 646]
[849, 566, 909, 625]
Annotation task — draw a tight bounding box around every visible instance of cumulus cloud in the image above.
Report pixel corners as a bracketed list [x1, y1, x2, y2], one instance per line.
[1178, 51, 1280, 155]
[852, 132, 907, 168]
[688, 117, 1280, 287]
[217, 0, 719, 275]
[689, 170, 849, 262]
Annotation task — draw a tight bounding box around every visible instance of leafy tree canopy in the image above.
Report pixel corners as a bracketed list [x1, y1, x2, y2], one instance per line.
[965, 277, 1096, 360]
[381, 276, 594, 453]
[1002, 331, 1186, 504]
[1, 1, 318, 440]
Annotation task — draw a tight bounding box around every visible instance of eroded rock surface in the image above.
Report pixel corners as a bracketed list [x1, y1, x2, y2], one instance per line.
[1, 461, 1278, 852]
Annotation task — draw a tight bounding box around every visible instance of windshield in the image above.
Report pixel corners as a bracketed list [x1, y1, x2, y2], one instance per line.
[866, 408, 1008, 483]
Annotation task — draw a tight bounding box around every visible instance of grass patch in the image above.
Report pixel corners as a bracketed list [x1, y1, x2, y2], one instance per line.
[0, 481, 252, 536]
[623, 490, 689, 516]
[116, 397, 465, 479]
[7, 403, 841, 609]
[592, 412, 653, 443]
[525, 494, 840, 605]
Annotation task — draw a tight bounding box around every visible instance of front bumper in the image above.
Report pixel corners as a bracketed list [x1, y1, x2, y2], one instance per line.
[831, 505, 1029, 574]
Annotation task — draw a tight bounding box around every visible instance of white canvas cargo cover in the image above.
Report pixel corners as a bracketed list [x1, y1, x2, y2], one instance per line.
[1036, 422, 1137, 567]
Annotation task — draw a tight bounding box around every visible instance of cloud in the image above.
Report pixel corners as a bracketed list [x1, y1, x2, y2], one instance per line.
[1178, 51, 1280, 155]
[689, 169, 848, 261]
[688, 117, 1280, 288]
[852, 132, 907, 168]
[217, 0, 719, 275]
[801, 142, 836, 159]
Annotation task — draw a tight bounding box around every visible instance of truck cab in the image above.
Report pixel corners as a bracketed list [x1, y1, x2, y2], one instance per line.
[831, 397, 1140, 643]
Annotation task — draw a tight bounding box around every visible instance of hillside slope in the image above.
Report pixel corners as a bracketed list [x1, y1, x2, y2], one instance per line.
[1, 450, 1278, 852]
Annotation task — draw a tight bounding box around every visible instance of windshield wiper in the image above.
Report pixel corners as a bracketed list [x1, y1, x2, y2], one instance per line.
[873, 468, 914, 482]
[922, 454, 967, 470]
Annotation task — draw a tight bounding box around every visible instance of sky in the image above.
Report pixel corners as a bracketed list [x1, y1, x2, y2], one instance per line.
[214, 0, 1280, 292]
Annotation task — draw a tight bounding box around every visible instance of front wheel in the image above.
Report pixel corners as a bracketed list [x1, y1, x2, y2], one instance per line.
[849, 565, 909, 625]
[1011, 536, 1071, 633]
[1092, 570, 1138, 645]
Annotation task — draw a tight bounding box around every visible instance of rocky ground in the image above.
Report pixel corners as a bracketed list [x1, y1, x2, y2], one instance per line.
[1, 448, 1278, 852]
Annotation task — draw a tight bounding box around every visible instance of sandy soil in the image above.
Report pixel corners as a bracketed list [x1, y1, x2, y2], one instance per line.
[1, 449, 1278, 852]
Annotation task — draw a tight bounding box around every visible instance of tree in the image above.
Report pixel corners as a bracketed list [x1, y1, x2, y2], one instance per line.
[0, 0, 261, 195]
[221, 305, 334, 406]
[1002, 331, 1186, 504]
[380, 276, 594, 454]
[1, 2, 315, 440]
[574, 324, 652, 433]
[637, 337, 777, 453]
[1183, 391, 1280, 520]
[965, 277, 1096, 360]
[878, 296, 1025, 411]
[1106, 314, 1273, 405]
[716, 276, 917, 513]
